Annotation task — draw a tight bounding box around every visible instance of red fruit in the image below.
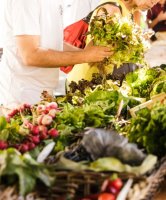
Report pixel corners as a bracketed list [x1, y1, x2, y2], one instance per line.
[24, 103, 31, 109]
[31, 126, 40, 135]
[107, 185, 119, 195]
[23, 119, 33, 130]
[36, 105, 46, 114]
[109, 178, 123, 191]
[48, 128, 59, 138]
[38, 125, 48, 134]
[46, 102, 58, 110]
[31, 136, 40, 144]
[0, 140, 8, 150]
[40, 132, 48, 140]
[20, 144, 29, 153]
[98, 193, 115, 200]
[41, 115, 53, 126]
[8, 109, 19, 117]
[14, 144, 20, 149]
[19, 103, 31, 111]
[49, 109, 57, 118]
[27, 142, 36, 150]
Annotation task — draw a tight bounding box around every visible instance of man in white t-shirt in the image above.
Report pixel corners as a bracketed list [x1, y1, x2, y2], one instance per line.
[0, 0, 112, 107]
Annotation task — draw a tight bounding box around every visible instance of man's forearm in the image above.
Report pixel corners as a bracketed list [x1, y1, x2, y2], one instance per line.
[16, 35, 112, 68]
[24, 47, 87, 68]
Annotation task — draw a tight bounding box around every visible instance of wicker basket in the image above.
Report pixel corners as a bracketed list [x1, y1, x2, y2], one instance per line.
[0, 157, 166, 200]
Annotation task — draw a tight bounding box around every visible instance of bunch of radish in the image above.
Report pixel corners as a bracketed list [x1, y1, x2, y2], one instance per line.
[3, 102, 60, 153]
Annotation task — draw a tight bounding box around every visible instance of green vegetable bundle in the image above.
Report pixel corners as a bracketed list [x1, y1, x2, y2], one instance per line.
[90, 13, 150, 68]
[127, 101, 166, 157]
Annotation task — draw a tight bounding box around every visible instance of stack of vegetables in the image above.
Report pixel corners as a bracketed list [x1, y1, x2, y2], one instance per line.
[0, 65, 165, 199]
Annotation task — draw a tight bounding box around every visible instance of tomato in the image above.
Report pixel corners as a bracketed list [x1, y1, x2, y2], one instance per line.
[107, 185, 119, 195]
[98, 193, 115, 200]
[110, 178, 123, 191]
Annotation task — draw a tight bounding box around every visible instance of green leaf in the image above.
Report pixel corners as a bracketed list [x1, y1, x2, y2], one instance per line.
[0, 116, 7, 131]
[90, 155, 157, 175]
[16, 167, 36, 196]
[0, 129, 9, 141]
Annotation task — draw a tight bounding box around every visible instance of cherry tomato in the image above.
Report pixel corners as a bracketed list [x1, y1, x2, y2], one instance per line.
[98, 193, 115, 200]
[107, 185, 119, 195]
[110, 178, 123, 191]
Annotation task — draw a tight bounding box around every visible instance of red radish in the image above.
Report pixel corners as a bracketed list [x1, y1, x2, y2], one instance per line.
[23, 119, 33, 130]
[20, 144, 29, 153]
[27, 142, 36, 150]
[0, 140, 8, 149]
[36, 105, 46, 114]
[48, 128, 59, 137]
[31, 136, 40, 144]
[40, 132, 48, 140]
[38, 125, 48, 134]
[46, 102, 58, 110]
[98, 193, 115, 200]
[8, 109, 19, 117]
[41, 115, 53, 126]
[31, 125, 40, 135]
[49, 109, 57, 118]
[19, 103, 31, 112]
[24, 103, 31, 109]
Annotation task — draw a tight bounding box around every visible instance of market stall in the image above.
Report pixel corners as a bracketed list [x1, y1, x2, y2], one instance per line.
[0, 12, 166, 200]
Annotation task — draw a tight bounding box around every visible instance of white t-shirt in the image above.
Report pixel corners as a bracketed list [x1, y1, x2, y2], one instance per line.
[0, 0, 64, 107]
[63, 0, 100, 28]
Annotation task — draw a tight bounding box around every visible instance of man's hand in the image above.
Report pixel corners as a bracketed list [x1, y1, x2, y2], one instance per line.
[84, 42, 113, 63]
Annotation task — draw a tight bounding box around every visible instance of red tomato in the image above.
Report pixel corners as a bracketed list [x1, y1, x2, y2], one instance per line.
[98, 193, 115, 200]
[110, 178, 123, 191]
[107, 185, 119, 195]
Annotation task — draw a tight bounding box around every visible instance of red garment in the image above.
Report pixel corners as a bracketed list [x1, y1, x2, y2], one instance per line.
[60, 20, 88, 74]
[147, 2, 166, 32]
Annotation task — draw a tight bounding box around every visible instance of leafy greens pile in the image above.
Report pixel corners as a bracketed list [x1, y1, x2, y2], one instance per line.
[127, 101, 166, 157]
[125, 66, 166, 99]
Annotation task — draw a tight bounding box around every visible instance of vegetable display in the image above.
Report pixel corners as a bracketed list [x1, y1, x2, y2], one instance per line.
[0, 64, 165, 199]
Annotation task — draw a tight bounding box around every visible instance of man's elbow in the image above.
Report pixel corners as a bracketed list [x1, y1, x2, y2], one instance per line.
[21, 54, 38, 66]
